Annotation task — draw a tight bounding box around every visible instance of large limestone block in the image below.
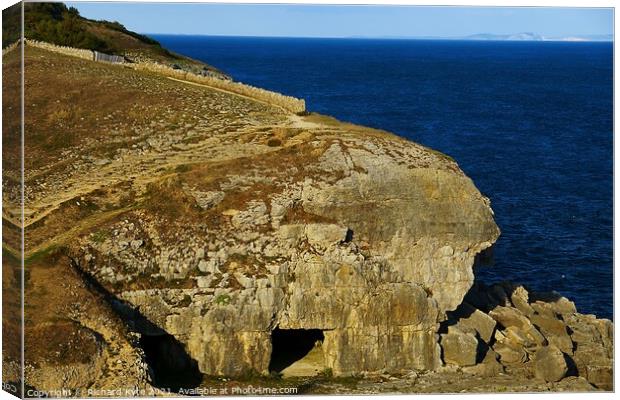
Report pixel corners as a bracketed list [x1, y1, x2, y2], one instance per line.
[572, 342, 613, 390]
[534, 345, 568, 383]
[493, 342, 528, 365]
[504, 326, 546, 350]
[303, 146, 500, 315]
[464, 348, 504, 377]
[304, 223, 349, 248]
[189, 331, 272, 376]
[530, 291, 577, 316]
[489, 306, 546, 351]
[508, 285, 535, 316]
[323, 327, 441, 375]
[584, 365, 613, 391]
[440, 326, 479, 366]
[530, 313, 573, 354]
[593, 318, 614, 357]
[450, 302, 497, 343]
[488, 306, 531, 329]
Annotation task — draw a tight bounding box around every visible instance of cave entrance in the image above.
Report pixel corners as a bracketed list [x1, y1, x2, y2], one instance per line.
[139, 333, 203, 392]
[268, 328, 325, 377]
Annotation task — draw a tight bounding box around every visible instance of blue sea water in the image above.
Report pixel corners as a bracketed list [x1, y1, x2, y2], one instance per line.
[154, 35, 613, 319]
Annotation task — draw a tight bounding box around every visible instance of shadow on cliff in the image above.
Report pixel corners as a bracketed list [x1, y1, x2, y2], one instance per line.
[454, 279, 563, 315]
[67, 256, 203, 393]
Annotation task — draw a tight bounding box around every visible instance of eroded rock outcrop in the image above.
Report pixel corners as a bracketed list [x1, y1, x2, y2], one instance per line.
[72, 131, 499, 377]
[441, 282, 613, 390]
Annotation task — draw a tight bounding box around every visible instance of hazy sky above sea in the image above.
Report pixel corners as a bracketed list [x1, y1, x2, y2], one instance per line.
[67, 2, 613, 38]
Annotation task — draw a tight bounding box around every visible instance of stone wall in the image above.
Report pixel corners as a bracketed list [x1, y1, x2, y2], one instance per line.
[132, 62, 306, 114]
[25, 39, 94, 61]
[23, 39, 306, 114]
[2, 40, 20, 56]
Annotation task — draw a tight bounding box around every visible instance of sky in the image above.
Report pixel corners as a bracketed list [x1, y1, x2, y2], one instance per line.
[66, 2, 613, 38]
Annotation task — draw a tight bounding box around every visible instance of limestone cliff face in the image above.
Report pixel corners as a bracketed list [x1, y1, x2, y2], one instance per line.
[72, 126, 499, 377]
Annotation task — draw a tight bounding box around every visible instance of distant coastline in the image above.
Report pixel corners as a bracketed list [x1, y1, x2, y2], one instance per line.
[145, 32, 613, 42]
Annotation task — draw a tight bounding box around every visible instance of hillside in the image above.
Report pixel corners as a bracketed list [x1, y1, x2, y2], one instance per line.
[2, 2, 227, 78]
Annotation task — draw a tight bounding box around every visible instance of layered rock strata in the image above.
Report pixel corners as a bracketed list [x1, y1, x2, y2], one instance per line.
[72, 133, 500, 377]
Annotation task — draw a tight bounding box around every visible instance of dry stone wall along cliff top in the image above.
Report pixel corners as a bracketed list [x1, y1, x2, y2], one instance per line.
[20, 39, 306, 114]
[24, 39, 94, 61]
[132, 62, 306, 114]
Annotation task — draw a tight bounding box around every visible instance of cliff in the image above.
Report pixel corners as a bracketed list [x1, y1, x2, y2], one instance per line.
[2, 33, 612, 394]
[71, 122, 499, 377]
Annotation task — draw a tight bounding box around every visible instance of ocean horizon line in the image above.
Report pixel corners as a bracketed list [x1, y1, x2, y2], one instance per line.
[146, 33, 613, 43]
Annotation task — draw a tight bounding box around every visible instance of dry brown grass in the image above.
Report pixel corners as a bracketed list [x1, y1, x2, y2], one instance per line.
[2, 47, 22, 175]
[22, 249, 126, 370]
[26, 321, 102, 367]
[142, 176, 202, 220]
[2, 248, 22, 365]
[24, 181, 136, 253]
[20, 46, 228, 170]
[281, 203, 336, 225]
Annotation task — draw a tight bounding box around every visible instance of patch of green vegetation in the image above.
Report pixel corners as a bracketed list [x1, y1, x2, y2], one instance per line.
[118, 189, 138, 208]
[141, 178, 201, 220]
[3, 2, 171, 54]
[327, 374, 362, 390]
[228, 253, 251, 264]
[2, 246, 21, 266]
[267, 138, 282, 147]
[22, 3, 108, 51]
[96, 20, 160, 46]
[24, 244, 62, 266]
[268, 370, 283, 379]
[238, 369, 266, 381]
[175, 164, 193, 173]
[44, 129, 77, 151]
[178, 294, 192, 308]
[319, 368, 333, 378]
[75, 198, 101, 213]
[214, 294, 231, 306]
[2, 3, 21, 47]
[91, 230, 108, 244]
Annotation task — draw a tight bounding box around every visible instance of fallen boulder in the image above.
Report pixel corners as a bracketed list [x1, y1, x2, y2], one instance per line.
[534, 345, 568, 383]
[440, 326, 479, 367]
[448, 302, 497, 343]
[446, 282, 613, 389]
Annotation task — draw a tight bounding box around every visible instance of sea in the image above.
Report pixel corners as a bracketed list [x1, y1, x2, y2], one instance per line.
[153, 35, 613, 319]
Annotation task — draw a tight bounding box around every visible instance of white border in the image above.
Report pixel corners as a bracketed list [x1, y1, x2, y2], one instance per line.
[0, 1, 616, 400]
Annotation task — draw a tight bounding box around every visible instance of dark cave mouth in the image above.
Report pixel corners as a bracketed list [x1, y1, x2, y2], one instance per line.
[268, 328, 325, 374]
[139, 333, 203, 392]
